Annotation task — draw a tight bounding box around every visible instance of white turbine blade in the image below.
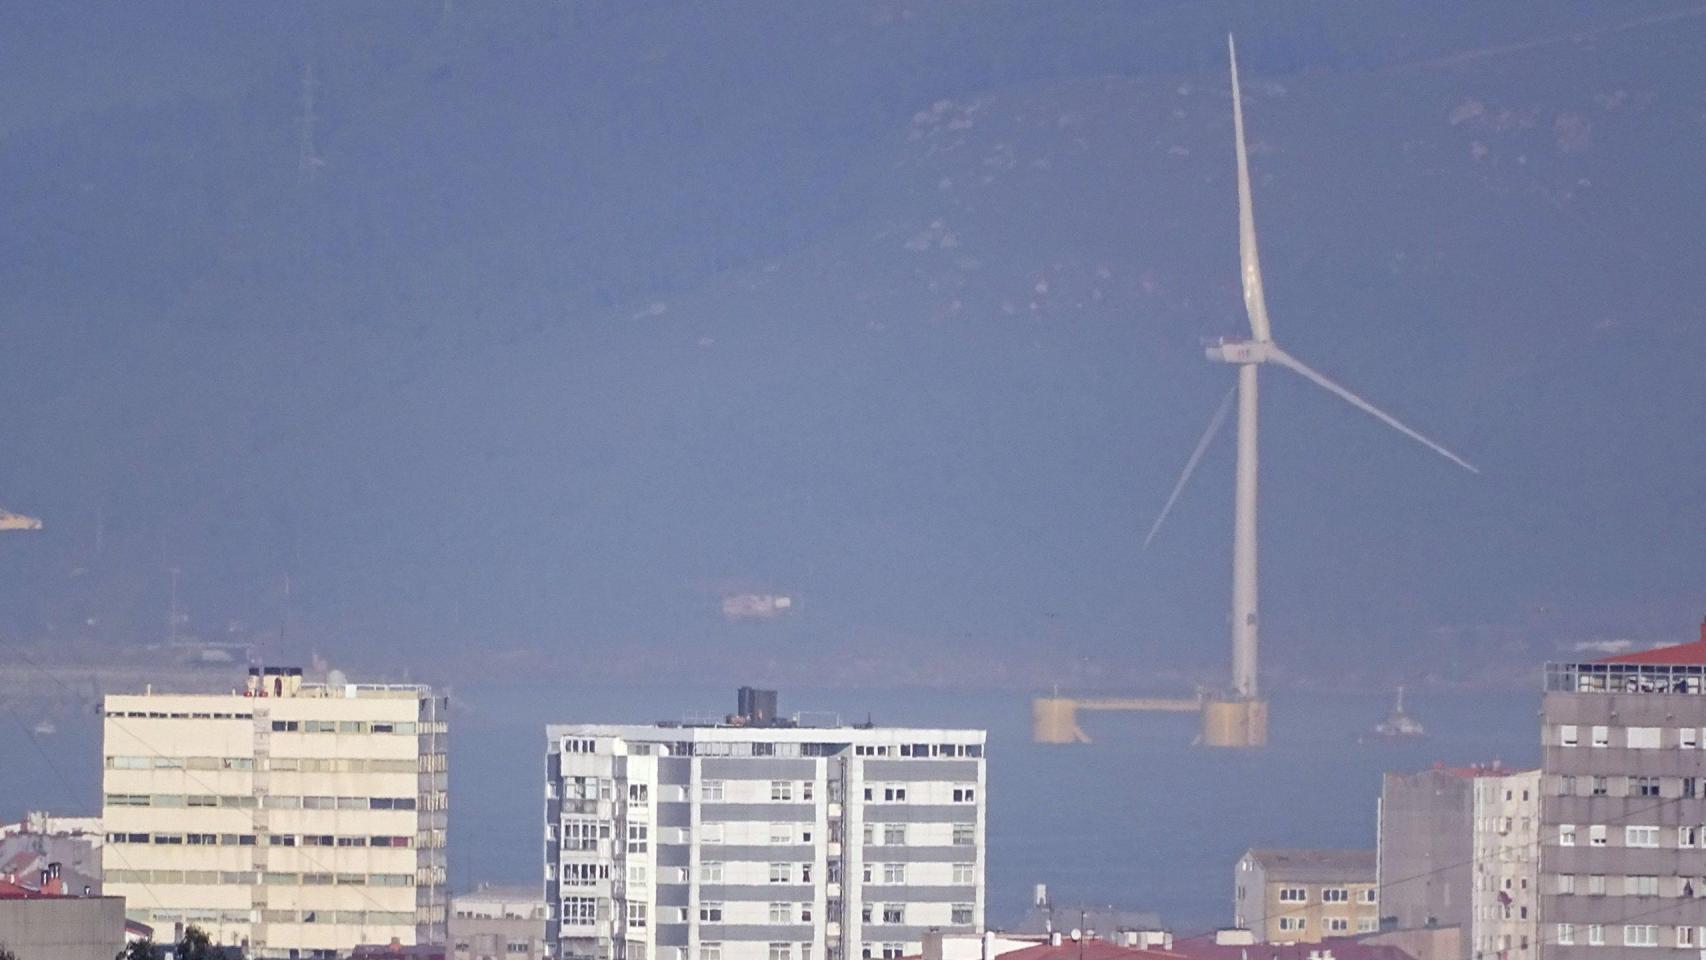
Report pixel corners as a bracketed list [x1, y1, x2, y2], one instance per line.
[1268, 346, 1479, 474]
[1144, 383, 1238, 549]
[1229, 34, 1274, 343]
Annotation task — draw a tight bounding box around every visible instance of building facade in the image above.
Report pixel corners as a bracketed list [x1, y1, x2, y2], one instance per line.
[1376, 764, 1539, 960]
[1379, 768, 1476, 941]
[1539, 629, 1706, 958]
[0, 879, 129, 960]
[101, 666, 449, 958]
[543, 710, 986, 960]
[452, 884, 549, 960]
[1233, 849, 1378, 943]
[1469, 769, 1539, 960]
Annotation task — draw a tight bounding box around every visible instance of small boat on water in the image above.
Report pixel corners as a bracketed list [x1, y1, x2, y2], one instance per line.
[1368, 686, 1425, 739]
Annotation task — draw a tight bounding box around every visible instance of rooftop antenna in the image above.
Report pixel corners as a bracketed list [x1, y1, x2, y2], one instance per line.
[1142, 35, 1478, 746]
[298, 61, 323, 183]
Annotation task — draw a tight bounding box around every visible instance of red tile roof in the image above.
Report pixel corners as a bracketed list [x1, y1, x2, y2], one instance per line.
[0, 878, 53, 899]
[993, 940, 1182, 960]
[1597, 620, 1706, 665]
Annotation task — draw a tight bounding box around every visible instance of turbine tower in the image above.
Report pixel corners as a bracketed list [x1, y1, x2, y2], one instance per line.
[1147, 37, 1478, 747]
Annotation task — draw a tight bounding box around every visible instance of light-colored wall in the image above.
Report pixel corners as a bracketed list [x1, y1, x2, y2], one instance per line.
[1470, 770, 1539, 960]
[0, 896, 127, 960]
[101, 685, 447, 958]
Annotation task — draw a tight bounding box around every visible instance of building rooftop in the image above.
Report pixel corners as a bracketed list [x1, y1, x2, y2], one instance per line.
[1242, 849, 1377, 882]
[1172, 937, 1415, 960]
[1596, 621, 1706, 665]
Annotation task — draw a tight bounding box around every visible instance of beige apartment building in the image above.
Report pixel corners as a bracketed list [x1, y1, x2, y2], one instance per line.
[101, 666, 448, 959]
[1234, 848, 1379, 943]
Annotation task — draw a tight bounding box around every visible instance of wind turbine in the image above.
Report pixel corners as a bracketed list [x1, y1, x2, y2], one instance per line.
[1145, 36, 1478, 747]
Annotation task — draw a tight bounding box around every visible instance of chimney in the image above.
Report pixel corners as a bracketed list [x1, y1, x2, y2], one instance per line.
[923, 929, 944, 960]
[1049, 932, 1063, 947]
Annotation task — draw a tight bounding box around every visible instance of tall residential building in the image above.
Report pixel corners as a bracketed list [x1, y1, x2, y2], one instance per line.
[1540, 624, 1706, 957]
[1377, 764, 1538, 960]
[543, 691, 986, 960]
[101, 666, 449, 958]
[1233, 848, 1379, 943]
[1469, 769, 1539, 960]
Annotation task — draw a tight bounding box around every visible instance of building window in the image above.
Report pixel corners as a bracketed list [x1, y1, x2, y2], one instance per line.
[768, 945, 792, 960]
[1679, 927, 1697, 948]
[1557, 925, 1575, 946]
[700, 823, 724, 844]
[1682, 728, 1700, 749]
[1591, 725, 1610, 747]
[1559, 724, 1579, 746]
[1682, 826, 1700, 849]
[1592, 776, 1608, 796]
[1628, 727, 1661, 749]
[1559, 775, 1577, 795]
[769, 863, 793, 884]
[1560, 824, 1579, 846]
[700, 902, 724, 922]
[1626, 876, 1659, 896]
[881, 904, 904, 924]
[951, 903, 974, 925]
[1356, 918, 1378, 934]
[1278, 888, 1307, 903]
[1624, 924, 1658, 947]
[952, 786, 976, 803]
[1326, 919, 1349, 933]
[882, 785, 907, 802]
[769, 903, 792, 924]
[771, 781, 794, 801]
[1633, 777, 1661, 798]
[952, 824, 975, 846]
[883, 824, 906, 845]
[1588, 875, 1606, 895]
[881, 945, 903, 960]
[1360, 888, 1377, 904]
[953, 863, 976, 885]
[628, 903, 648, 928]
[1278, 918, 1306, 932]
[1589, 824, 1607, 847]
[801, 902, 813, 922]
[1322, 888, 1348, 903]
[1588, 924, 1604, 946]
[883, 863, 907, 884]
[628, 825, 649, 853]
[802, 781, 814, 801]
[1627, 826, 1660, 848]
[702, 780, 725, 801]
[701, 944, 722, 960]
[1557, 874, 1575, 895]
[771, 824, 794, 844]
[702, 862, 724, 883]
[861, 904, 872, 924]
[563, 898, 597, 925]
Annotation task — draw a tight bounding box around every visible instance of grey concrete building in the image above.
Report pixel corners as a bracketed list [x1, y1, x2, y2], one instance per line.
[1380, 768, 1477, 939]
[1378, 764, 1539, 960]
[543, 694, 986, 960]
[453, 884, 548, 960]
[0, 883, 128, 960]
[1540, 624, 1706, 958]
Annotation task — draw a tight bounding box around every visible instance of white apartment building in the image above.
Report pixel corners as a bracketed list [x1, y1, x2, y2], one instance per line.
[1469, 769, 1539, 960]
[543, 695, 986, 960]
[101, 666, 449, 958]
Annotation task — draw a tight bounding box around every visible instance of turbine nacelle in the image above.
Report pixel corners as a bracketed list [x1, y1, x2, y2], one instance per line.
[1204, 337, 1275, 365]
